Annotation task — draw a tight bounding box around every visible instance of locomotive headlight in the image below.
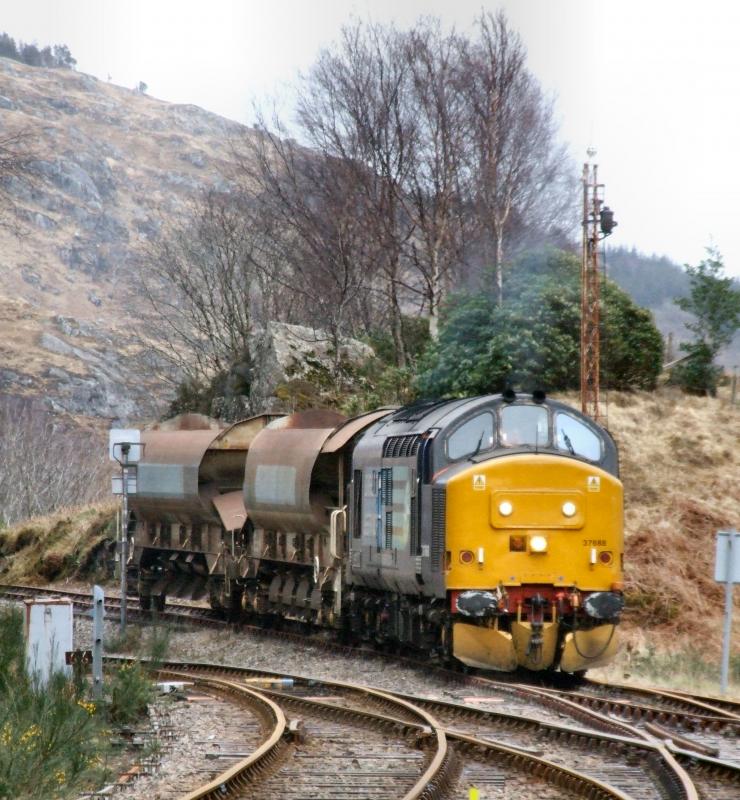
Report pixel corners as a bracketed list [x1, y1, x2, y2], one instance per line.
[499, 501, 513, 517]
[562, 501, 577, 518]
[529, 535, 548, 553]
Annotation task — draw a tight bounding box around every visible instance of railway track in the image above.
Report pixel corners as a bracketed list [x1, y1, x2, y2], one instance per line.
[4, 583, 739, 799]
[145, 660, 670, 800]
[122, 657, 740, 800]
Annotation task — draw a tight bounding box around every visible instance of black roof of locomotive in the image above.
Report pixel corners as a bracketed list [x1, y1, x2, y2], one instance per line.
[364, 393, 619, 476]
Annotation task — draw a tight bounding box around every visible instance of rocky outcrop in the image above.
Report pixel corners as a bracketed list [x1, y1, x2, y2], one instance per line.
[247, 322, 374, 414]
[0, 58, 259, 421]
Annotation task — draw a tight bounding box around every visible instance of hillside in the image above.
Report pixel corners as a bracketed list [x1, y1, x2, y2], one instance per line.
[0, 57, 253, 422]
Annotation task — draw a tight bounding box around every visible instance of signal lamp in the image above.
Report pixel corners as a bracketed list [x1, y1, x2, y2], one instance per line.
[499, 501, 513, 517]
[599, 550, 613, 565]
[459, 550, 475, 564]
[562, 501, 577, 517]
[600, 206, 618, 236]
[509, 535, 526, 552]
[529, 535, 548, 553]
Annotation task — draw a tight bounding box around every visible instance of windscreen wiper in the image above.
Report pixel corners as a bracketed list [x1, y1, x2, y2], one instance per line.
[561, 429, 575, 456]
[468, 432, 485, 461]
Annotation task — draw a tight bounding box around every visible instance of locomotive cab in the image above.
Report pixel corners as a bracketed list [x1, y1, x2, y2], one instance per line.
[347, 393, 624, 673]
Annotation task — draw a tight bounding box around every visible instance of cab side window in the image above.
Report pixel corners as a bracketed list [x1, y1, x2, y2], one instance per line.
[554, 412, 602, 461]
[447, 412, 495, 460]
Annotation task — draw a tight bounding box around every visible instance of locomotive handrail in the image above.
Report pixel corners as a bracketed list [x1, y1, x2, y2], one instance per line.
[329, 506, 347, 560]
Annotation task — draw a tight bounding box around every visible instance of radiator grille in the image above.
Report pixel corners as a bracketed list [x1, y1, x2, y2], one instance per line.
[385, 510, 393, 549]
[431, 487, 446, 570]
[380, 467, 393, 506]
[382, 434, 421, 459]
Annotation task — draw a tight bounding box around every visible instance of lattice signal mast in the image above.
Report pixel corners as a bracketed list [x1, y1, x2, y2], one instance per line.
[581, 151, 617, 422]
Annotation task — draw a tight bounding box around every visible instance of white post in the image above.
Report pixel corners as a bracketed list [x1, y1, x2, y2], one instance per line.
[24, 599, 73, 687]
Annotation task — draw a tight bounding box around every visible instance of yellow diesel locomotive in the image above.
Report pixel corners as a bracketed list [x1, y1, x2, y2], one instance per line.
[128, 391, 623, 673]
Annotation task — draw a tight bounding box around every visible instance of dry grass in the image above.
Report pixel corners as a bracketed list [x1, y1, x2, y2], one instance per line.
[0, 502, 116, 584]
[595, 387, 740, 672]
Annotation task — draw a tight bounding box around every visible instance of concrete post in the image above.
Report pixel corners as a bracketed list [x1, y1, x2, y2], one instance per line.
[92, 585, 104, 700]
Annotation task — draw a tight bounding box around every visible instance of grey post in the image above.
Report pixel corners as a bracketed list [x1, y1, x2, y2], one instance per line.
[92, 585, 104, 700]
[120, 443, 130, 633]
[715, 529, 739, 694]
[109, 431, 141, 635]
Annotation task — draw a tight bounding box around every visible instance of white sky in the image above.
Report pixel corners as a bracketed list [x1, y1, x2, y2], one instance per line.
[3, 0, 740, 277]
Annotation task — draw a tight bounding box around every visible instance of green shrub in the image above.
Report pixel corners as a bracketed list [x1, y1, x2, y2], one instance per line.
[417, 248, 664, 397]
[0, 608, 111, 799]
[106, 661, 153, 726]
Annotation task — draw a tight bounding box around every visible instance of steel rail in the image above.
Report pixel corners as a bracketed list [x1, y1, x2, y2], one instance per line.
[174, 668, 454, 800]
[582, 679, 740, 722]
[158, 670, 289, 800]
[162, 659, 701, 800]
[658, 688, 740, 716]
[263, 689, 634, 800]
[140, 659, 701, 800]
[449, 730, 634, 800]
[1, 584, 731, 799]
[2, 583, 736, 721]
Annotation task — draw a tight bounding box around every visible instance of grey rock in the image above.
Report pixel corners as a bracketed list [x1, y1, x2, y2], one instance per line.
[70, 152, 117, 199]
[0, 368, 34, 390]
[31, 158, 101, 204]
[75, 73, 99, 93]
[17, 208, 58, 230]
[181, 150, 205, 168]
[163, 172, 200, 192]
[53, 316, 82, 337]
[248, 322, 374, 413]
[0, 174, 33, 202]
[52, 315, 113, 344]
[33, 211, 56, 230]
[0, 95, 14, 109]
[21, 266, 41, 287]
[40, 332, 75, 357]
[47, 96, 78, 114]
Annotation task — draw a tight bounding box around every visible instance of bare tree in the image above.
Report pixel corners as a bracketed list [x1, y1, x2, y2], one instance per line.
[138, 190, 258, 390]
[244, 124, 382, 370]
[287, 20, 418, 365]
[238, 13, 574, 346]
[143, 12, 575, 392]
[0, 403, 108, 526]
[461, 11, 575, 305]
[400, 21, 472, 338]
[0, 126, 39, 228]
